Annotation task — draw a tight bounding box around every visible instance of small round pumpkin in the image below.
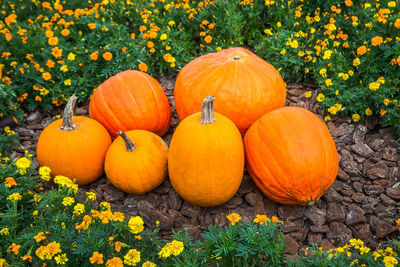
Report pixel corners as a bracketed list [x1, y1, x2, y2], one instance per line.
[37, 96, 112, 185]
[168, 96, 244, 207]
[174, 47, 286, 135]
[104, 130, 168, 194]
[89, 70, 171, 138]
[244, 106, 339, 206]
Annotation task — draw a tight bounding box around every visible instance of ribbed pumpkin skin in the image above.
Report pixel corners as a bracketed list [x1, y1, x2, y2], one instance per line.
[174, 47, 286, 135]
[168, 113, 244, 207]
[104, 130, 168, 195]
[89, 70, 171, 138]
[37, 116, 112, 185]
[244, 107, 339, 206]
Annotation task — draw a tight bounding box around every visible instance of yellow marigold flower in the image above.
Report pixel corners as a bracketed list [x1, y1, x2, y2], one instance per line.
[54, 175, 78, 193]
[383, 256, 398, 267]
[103, 52, 113, 61]
[319, 68, 327, 78]
[369, 82, 380, 91]
[64, 79, 71, 86]
[35, 246, 52, 260]
[89, 252, 104, 264]
[254, 214, 270, 224]
[0, 259, 6, 266]
[204, 35, 212, 43]
[388, 1, 396, 7]
[7, 192, 22, 202]
[359, 246, 370, 255]
[62, 197, 75, 206]
[55, 253, 68, 264]
[316, 93, 325, 102]
[324, 115, 331, 122]
[86, 191, 96, 201]
[100, 201, 111, 211]
[364, 3, 371, 8]
[325, 79, 333, 87]
[60, 65, 68, 72]
[128, 216, 144, 234]
[15, 157, 31, 174]
[0, 228, 9, 235]
[142, 261, 156, 267]
[226, 213, 241, 225]
[353, 58, 361, 67]
[160, 33, 167, 40]
[138, 62, 148, 72]
[61, 29, 70, 36]
[124, 249, 141, 266]
[47, 241, 62, 256]
[4, 177, 17, 188]
[73, 203, 85, 216]
[264, 28, 273, 36]
[88, 23, 96, 30]
[322, 50, 333, 60]
[371, 36, 383, 46]
[365, 108, 373, 116]
[159, 240, 184, 258]
[67, 52, 76, 61]
[48, 36, 58, 46]
[352, 114, 361, 122]
[168, 20, 175, 26]
[106, 257, 123, 267]
[7, 243, 21, 255]
[377, 76, 385, 84]
[280, 49, 286, 55]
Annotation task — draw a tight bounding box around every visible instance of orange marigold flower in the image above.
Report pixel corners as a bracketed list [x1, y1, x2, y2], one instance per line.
[371, 36, 383, 46]
[356, 46, 368, 55]
[147, 41, 154, 48]
[103, 52, 112, 61]
[106, 257, 123, 267]
[42, 72, 52, 81]
[115, 241, 121, 252]
[345, 0, 352, 7]
[380, 109, 387, 116]
[395, 18, 400, 29]
[5, 14, 17, 25]
[61, 29, 70, 36]
[89, 252, 104, 264]
[139, 25, 147, 32]
[45, 30, 54, 38]
[204, 35, 212, 43]
[46, 60, 55, 68]
[138, 62, 148, 72]
[4, 177, 17, 188]
[35, 96, 42, 102]
[7, 243, 21, 255]
[42, 2, 53, 10]
[48, 36, 58, 46]
[88, 23, 96, 30]
[90, 51, 99, 61]
[21, 255, 33, 262]
[52, 47, 63, 58]
[130, 33, 135, 40]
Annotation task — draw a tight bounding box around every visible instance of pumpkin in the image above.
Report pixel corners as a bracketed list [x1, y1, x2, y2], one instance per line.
[104, 130, 168, 194]
[89, 70, 171, 138]
[174, 47, 286, 135]
[37, 96, 111, 185]
[168, 96, 244, 207]
[244, 106, 339, 206]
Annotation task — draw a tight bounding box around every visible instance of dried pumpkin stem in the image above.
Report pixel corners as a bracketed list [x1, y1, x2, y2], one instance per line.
[200, 95, 216, 124]
[61, 95, 77, 131]
[118, 131, 136, 152]
[232, 55, 242, 60]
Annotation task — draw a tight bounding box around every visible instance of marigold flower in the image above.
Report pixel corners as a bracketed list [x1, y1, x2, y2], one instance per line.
[52, 47, 63, 58]
[371, 36, 383, 46]
[73, 203, 85, 216]
[4, 177, 17, 188]
[325, 79, 333, 87]
[86, 191, 96, 201]
[5, 14, 17, 25]
[316, 93, 325, 102]
[67, 52, 76, 61]
[204, 35, 212, 43]
[128, 216, 144, 234]
[106, 257, 123, 267]
[7, 243, 21, 255]
[103, 52, 113, 61]
[383, 256, 398, 267]
[88, 23, 96, 29]
[395, 19, 400, 29]
[62, 197, 75, 206]
[61, 29, 70, 36]
[226, 213, 241, 225]
[353, 58, 360, 67]
[15, 157, 31, 174]
[357, 46, 368, 55]
[90, 51, 99, 61]
[48, 36, 58, 46]
[369, 82, 380, 91]
[34, 232, 47, 242]
[365, 108, 373, 116]
[352, 114, 361, 122]
[254, 214, 270, 224]
[21, 255, 33, 262]
[124, 249, 141, 266]
[138, 62, 148, 72]
[159, 240, 184, 258]
[160, 33, 167, 40]
[142, 261, 156, 267]
[89, 252, 104, 264]
[55, 253, 68, 264]
[0, 228, 9, 235]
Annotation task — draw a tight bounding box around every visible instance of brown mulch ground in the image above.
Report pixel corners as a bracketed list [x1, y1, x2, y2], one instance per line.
[11, 78, 400, 257]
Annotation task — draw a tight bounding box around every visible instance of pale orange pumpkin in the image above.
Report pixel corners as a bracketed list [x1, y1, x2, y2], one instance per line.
[244, 106, 339, 206]
[168, 96, 244, 207]
[174, 47, 286, 135]
[37, 96, 111, 185]
[89, 70, 171, 138]
[104, 130, 168, 194]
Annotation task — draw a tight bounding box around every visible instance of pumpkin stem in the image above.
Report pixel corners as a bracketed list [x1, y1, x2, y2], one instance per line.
[61, 95, 77, 131]
[307, 200, 315, 206]
[118, 130, 136, 152]
[232, 55, 242, 60]
[200, 95, 216, 124]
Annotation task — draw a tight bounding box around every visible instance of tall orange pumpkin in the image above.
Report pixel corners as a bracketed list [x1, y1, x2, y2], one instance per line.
[37, 96, 111, 185]
[105, 130, 168, 194]
[89, 70, 171, 138]
[244, 106, 339, 206]
[168, 96, 244, 207]
[174, 47, 286, 135]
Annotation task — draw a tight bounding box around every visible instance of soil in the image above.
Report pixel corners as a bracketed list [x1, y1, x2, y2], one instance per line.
[10, 78, 400, 258]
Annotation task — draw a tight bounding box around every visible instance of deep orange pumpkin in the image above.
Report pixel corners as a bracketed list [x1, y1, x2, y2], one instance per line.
[174, 47, 286, 135]
[89, 70, 171, 138]
[104, 130, 168, 194]
[168, 96, 244, 207]
[37, 96, 112, 185]
[244, 106, 339, 206]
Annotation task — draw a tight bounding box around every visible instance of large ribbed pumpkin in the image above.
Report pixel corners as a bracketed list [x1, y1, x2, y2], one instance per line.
[244, 106, 339, 206]
[174, 47, 286, 135]
[37, 96, 111, 185]
[89, 70, 171, 138]
[168, 96, 244, 207]
[105, 130, 168, 194]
